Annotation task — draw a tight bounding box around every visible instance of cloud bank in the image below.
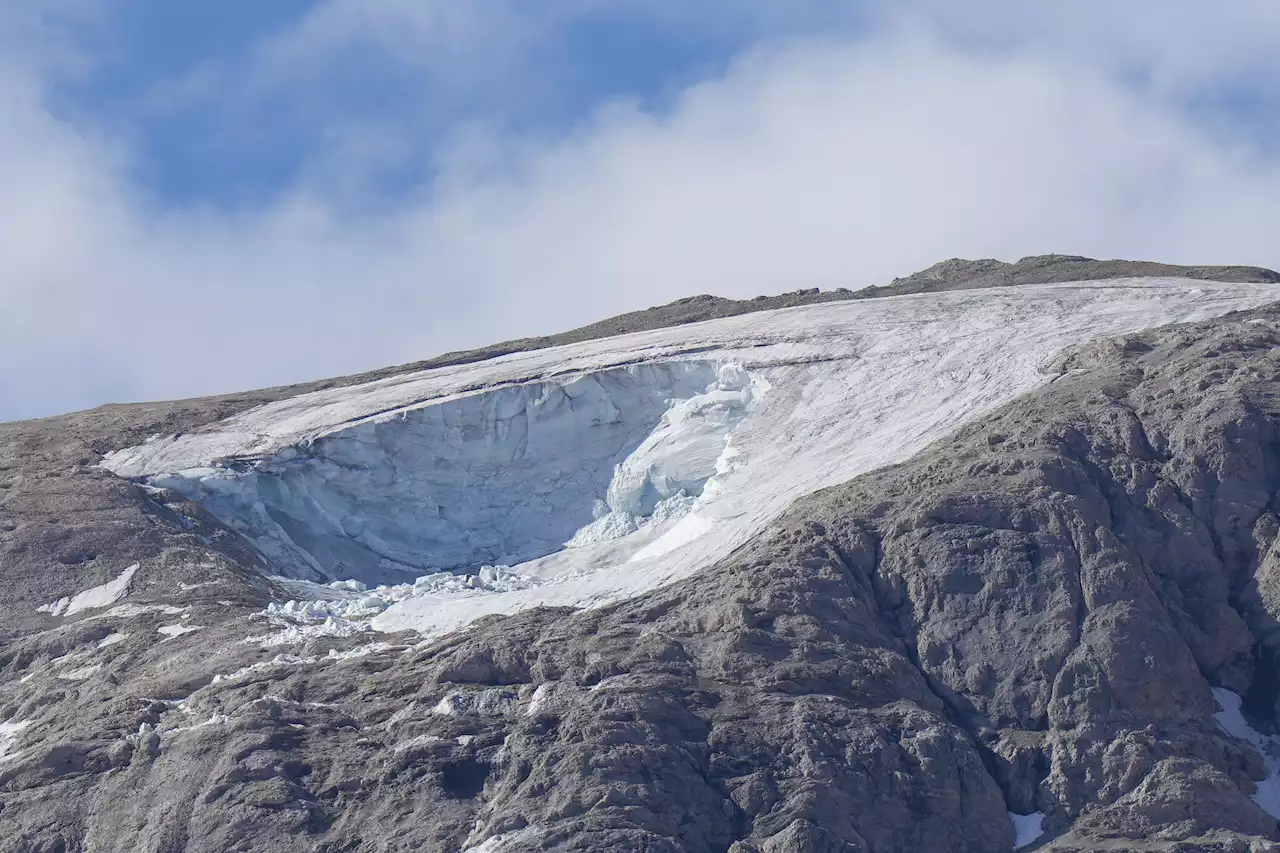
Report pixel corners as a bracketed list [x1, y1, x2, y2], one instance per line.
[2, 1, 1280, 420]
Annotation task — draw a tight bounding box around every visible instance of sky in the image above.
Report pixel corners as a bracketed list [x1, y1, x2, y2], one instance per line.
[2, 2, 1280, 421]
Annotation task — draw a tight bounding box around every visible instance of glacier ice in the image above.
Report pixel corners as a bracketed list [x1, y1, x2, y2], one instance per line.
[140, 362, 759, 584]
[101, 279, 1280, 637]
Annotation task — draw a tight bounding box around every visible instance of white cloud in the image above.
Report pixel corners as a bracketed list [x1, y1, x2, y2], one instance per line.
[2, 5, 1280, 420]
[875, 0, 1280, 96]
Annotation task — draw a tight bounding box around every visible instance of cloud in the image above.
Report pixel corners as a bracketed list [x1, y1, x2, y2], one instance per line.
[3, 5, 1280, 421]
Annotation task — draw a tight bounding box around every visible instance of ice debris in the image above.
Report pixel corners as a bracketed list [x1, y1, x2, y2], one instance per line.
[262, 566, 539, 640]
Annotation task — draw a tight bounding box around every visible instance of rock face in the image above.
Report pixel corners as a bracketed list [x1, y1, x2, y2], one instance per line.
[5, 261, 1280, 852]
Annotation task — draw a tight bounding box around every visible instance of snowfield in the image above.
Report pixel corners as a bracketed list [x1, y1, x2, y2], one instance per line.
[102, 279, 1280, 638]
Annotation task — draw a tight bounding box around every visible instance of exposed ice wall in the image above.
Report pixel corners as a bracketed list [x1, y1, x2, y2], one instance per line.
[144, 362, 760, 583]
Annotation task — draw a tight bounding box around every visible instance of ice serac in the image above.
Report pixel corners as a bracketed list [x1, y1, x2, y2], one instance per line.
[102, 279, 1280, 635]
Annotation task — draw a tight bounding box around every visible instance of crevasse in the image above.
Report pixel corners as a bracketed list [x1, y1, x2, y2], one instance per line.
[148, 361, 761, 584]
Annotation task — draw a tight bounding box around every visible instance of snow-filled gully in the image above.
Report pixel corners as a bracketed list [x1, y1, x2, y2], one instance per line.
[102, 279, 1280, 639]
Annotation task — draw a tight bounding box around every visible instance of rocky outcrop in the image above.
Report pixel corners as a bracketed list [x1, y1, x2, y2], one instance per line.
[6, 273, 1280, 851]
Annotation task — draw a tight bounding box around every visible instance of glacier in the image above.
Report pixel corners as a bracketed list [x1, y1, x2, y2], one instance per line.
[102, 278, 1280, 638]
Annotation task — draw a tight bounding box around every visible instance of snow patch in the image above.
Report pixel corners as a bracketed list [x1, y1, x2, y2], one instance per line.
[97, 633, 128, 648]
[462, 827, 542, 853]
[1009, 811, 1044, 849]
[58, 664, 102, 681]
[38, 564, 138, 617]
[1213, 688, 1280, 818]
[630, 511, 715, 562]
[157, 624, 202, 639]
[0, 720, 32, 761]
[527, 683, 558, 717]
[393, 734, 444, 751]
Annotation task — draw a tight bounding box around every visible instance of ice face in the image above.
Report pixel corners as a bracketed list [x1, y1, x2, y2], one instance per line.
[146, 361, 758, 584]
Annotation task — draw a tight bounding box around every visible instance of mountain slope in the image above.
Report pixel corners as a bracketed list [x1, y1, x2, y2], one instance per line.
[4, 260, 1280, 852]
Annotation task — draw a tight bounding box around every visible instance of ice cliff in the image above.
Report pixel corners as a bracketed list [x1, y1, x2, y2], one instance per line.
[127, 362, 759, 584]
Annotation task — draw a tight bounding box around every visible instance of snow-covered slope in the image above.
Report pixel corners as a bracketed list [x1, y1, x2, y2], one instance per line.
[103, 279, 1280, 637]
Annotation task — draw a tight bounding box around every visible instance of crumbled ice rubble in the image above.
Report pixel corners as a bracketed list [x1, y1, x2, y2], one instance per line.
[1009, 812, 1045, 849]
[37, 563, 138, 617]
[97, 633, 128, 648]
[259, 566, 539, 643]
[0, 720, 32, 761]
[1213, 688, 1280, 818]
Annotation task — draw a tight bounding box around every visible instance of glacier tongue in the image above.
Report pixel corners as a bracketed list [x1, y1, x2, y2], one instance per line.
[102, 279, 1280, 636]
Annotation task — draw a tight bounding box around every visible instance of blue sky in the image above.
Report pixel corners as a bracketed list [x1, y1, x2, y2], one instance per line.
[3, 1, 1280, 420]
[51, 2, 728, 207]
[44, 2, 861, 210]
